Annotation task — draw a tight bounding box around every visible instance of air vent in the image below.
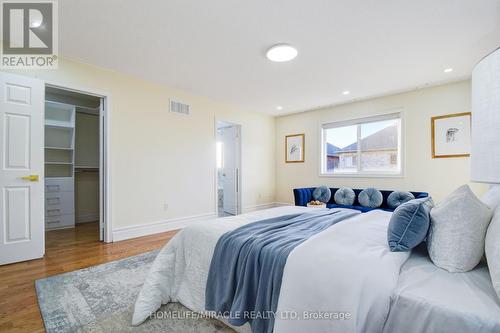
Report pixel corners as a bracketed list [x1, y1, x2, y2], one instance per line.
[170, 99, 191, 115]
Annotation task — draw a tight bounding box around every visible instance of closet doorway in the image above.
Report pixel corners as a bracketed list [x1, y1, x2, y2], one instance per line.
[44, 86, 107, 242]
[216, 120, 242, 217]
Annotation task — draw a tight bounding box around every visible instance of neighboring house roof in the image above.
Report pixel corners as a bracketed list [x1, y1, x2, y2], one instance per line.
[326, 143, 341, 156]
[330, 124, 398, 154]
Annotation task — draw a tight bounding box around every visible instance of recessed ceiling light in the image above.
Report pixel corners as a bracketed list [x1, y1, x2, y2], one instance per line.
[266, 44, 298, 62]
[444, 68, 453, 73]
[276, 106, 283, 111]
[343, 91, 350, 95]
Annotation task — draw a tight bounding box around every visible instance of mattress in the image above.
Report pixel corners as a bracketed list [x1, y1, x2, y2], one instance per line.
[384, 245, 500, 333]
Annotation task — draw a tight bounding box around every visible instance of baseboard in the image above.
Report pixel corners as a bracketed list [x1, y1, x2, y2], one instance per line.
[112, 212, 216, 242]
[112, 202, 293, 242]
[242, 202, 291, 213]
[77, 213, 99, 223]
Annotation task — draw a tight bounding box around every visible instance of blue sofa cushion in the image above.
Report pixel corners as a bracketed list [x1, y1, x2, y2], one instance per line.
[312, 185, 331, 203]
[387, 191, 415, 209]
[358, 188, 383, 208]
[293, 187, 429, 213]
[387, 197, 434, 252]
[334, 187, 356, 206]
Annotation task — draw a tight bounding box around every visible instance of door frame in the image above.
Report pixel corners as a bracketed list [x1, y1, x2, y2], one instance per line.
[214, 119, 242, 215]
[44, 80, 112, 243]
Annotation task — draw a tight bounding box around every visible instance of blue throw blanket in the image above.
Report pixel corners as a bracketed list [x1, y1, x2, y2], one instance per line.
[205, 208, 360, 333]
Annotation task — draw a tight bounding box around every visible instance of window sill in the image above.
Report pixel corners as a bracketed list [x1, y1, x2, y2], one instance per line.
[319, 172, 404, 179]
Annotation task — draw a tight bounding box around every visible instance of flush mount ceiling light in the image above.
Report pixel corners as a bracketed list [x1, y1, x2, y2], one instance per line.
[343, 90, 350, 95]
[276, 106, 283, 111]
[444, 68, 454, 73]
[266, 44, 298, 62]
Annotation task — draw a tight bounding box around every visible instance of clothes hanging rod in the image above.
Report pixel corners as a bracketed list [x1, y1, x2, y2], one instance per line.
[75, 166, 99, 169]
[75, 168, 99, 173]
[45, 99, 100, 110]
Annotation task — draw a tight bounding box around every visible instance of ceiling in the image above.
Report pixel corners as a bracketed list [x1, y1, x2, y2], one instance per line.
[59, 0, 500, 116]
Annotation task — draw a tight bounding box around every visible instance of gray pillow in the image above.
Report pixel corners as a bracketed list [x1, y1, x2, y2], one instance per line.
[358, 188, 383, 208]
[482, 185, 500, 211]
[312, 186, 331, 203]
[334, 187, 356, 206]
[427, 185, 493, 272]
[387, 191, 415, 209]
[387, 197, 434, 252]
[486, 206, 500, 301]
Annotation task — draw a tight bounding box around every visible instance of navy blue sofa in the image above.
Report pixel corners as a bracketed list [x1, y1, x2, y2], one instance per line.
[294, 187, 429, 213]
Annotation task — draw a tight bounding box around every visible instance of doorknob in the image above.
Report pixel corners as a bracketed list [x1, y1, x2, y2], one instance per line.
[20, 175, 39, 182]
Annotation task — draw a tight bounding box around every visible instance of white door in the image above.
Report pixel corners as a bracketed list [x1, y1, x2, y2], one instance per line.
[99, 97, 104, 241]
[0, 73, 45, 265]
[221, 125, 240, 215]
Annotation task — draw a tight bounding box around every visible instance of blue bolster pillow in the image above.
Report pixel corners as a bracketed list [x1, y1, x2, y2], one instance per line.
[334, 187, 356, 206]
[358, 188, 383, 208]
[312, 186, 331, 203]
[387, 191, 415, 209]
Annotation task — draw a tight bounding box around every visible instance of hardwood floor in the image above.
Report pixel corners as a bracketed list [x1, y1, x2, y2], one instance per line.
[0, 222, 177, 333]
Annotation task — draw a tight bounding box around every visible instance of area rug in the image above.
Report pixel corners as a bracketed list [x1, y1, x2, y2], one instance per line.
[35, 250, 235, 333]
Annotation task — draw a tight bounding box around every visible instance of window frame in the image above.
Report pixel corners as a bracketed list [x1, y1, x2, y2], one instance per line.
[319, 111, 404, 178]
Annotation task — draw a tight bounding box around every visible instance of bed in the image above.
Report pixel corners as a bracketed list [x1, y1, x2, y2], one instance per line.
[131, 206, 500, 333]
[385, 245, 500, 333]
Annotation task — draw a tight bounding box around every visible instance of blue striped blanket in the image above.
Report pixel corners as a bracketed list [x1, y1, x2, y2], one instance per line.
[205, 208, 360, 333]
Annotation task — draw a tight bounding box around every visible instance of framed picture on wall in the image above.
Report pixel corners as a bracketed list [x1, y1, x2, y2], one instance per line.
[431, 112, 471, 158]
[285, 133, 305, 163]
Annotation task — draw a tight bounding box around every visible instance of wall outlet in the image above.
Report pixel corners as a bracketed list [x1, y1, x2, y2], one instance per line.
[163, 203, 169, 211]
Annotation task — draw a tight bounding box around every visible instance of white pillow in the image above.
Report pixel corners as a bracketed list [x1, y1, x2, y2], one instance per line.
[486, 206, 500, 300]
[482, 185, 500, 210]
[427, 185, 493, 272]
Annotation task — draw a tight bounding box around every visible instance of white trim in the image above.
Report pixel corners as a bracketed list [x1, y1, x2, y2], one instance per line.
[112, 213, 216, 242]
[321, 112, 401, 129]
[43, 79, 113, 243]
[77, 213, 99, 223]
[112, 202, 291, 242]
[242, 202, 291, 213]
[318, 172, 404, 179]
[319, 110, 404, 178]
[214, 118, 242, 216]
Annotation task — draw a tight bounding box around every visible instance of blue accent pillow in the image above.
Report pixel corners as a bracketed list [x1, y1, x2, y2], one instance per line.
[387, 191, 415, 209]
[358, 188, 383, 208]
[334, 187, 356, 206]
[387, 197, 434, 252]
[312, 186, 331, 203]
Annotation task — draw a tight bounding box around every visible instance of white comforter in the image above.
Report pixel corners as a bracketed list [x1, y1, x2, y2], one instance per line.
[132, 206, 410, 333]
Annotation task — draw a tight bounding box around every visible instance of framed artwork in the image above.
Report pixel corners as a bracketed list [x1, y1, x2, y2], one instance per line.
[431, 112, 471, 158]
[285, 134, 305, 163]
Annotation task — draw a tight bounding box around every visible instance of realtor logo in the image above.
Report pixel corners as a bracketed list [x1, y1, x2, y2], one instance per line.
[1, 0, 58, 68]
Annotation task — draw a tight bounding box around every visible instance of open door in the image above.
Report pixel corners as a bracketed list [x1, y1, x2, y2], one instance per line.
[0, 72, 45, 265]
[220, 124, 241, 215]
[99, 97, 105, 241]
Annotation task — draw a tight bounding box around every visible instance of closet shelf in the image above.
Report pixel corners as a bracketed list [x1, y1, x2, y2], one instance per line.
[45, 122, 74, 130]
[45, 146, 74, 150]
[45, 162, 73, 165]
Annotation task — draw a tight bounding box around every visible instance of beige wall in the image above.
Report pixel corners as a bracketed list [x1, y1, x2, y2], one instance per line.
[275, 80, 488, 204]
[75, 112, 100, 222]
[75, 112, 99, 168]
[4, 58, 276, 230]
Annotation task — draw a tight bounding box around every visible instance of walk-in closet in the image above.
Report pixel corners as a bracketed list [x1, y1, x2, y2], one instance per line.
[44, 87, 102, 240]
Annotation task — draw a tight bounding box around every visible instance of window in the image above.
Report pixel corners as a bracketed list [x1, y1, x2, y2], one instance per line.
[321, 113, 402, 176]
